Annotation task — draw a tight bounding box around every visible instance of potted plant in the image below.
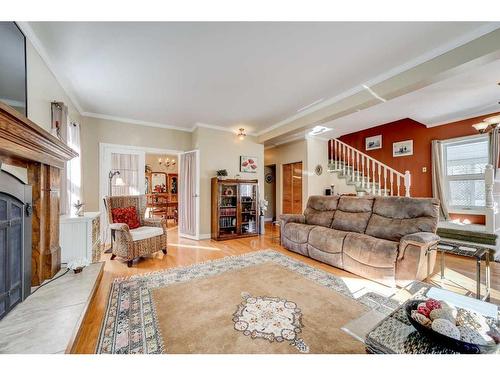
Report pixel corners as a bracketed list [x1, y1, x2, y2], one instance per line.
[216, 169, 228, 180]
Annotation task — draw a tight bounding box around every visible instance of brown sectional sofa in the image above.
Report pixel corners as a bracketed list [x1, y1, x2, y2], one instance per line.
[280, 195, 440, 287]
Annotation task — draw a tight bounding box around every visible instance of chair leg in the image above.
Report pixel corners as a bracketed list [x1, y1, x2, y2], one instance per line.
[127, 260, 133, 267]
[110, 254, 116, 260]
[162, 249, 167, 254]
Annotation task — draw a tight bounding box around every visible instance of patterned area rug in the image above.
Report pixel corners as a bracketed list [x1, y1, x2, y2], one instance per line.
[96, 250, 397, 354]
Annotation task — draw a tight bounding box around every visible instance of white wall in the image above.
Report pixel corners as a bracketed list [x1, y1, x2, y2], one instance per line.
[306, 137, 335, 196]
[26, 40, 81, 131]
[192, 127, 264, 237]
[264, 140, 307, 216]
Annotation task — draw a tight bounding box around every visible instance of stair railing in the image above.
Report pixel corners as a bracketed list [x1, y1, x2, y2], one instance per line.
[329, 138, 411, 197]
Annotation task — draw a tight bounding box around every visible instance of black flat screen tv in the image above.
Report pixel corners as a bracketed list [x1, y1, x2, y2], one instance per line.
[0, 22, 27, 116]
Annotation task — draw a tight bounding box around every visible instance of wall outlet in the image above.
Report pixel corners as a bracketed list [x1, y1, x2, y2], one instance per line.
[422, 167, 427, 173]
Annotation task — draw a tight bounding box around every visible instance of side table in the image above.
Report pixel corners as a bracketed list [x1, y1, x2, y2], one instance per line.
[437, 240, 492, 301]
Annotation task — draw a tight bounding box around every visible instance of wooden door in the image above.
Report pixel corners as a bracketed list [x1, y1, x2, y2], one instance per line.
[292, 162, 302, 214]
[282, 162, 302, 214]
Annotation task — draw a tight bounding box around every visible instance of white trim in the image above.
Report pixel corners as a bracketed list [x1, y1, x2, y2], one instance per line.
[17, 22, 84, 115]
[256, 22, 500, 137]
[84, 112, 192, 132]
[193, 122, 258, 136]
[448, 207, 486, 215]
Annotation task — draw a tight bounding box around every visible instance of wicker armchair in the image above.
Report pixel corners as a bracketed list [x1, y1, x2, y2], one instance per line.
[104, 195, 168, 267]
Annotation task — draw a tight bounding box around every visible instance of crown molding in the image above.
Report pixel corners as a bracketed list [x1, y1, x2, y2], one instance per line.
[83, 112, 192, 132]
[17, 22, 85, 115]
[256, 22, 500, 137]
[193, 122, 258, 136]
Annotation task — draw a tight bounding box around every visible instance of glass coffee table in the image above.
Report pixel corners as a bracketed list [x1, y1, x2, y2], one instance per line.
[363, 282, 499, 354]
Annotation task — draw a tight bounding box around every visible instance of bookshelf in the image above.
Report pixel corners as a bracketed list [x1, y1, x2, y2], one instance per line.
[211, 178, 259, 240]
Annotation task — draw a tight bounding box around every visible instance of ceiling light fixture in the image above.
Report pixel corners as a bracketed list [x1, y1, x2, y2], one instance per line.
[237, 128, 246, 140]
[309, 125, 331, 136]
[158, 157, 176, 168]
[472, 115, 500, 134]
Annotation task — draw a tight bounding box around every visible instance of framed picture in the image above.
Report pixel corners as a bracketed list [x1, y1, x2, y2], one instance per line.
[240, 156, 258, 173]
[365, 135, 382, 151]
[392, 140, 413, 157]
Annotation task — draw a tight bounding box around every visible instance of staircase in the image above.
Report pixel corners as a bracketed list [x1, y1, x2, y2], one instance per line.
[328, 138, 411, 197]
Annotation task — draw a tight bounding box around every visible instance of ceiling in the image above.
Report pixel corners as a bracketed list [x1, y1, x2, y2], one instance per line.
[25, 21, 499, 136]
[316, 58, 500, 140]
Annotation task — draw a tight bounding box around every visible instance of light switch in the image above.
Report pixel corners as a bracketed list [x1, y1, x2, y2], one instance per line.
[422, 167, 427, 173]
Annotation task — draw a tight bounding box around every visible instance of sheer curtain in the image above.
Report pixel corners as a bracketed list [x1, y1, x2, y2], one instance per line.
[53, 101, 82, 216]
[65, 122, 82, 214]
[489, 127, 499, 177]
[431, 140, 450, 220]
[179, 151, 197, 237]
[111, 153, 140, 196]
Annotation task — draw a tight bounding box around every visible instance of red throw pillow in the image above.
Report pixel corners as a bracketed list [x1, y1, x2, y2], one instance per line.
[111, 206, 140, 229]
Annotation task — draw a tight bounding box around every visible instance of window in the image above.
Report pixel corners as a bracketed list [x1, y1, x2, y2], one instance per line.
[442, 135, 488, 210]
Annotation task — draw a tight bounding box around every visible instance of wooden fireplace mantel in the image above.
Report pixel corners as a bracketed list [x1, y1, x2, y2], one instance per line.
[0, 102, 77, 168]
[0, 101, 78, 286]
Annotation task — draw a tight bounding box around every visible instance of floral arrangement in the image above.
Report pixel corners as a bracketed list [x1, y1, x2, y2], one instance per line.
[259, 199, 268, 216]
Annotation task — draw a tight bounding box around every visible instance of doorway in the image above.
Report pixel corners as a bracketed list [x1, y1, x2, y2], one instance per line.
[282, 161, 302, 214]
[264, 164, 276, 222]
[99, 143, 200, 244]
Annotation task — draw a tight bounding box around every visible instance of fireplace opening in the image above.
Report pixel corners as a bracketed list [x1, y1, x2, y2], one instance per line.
[0, 167, 32, 320]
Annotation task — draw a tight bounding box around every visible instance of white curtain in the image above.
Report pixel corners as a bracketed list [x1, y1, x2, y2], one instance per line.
[489, 127, 499, 177]
[111, 153, 140, 196]
[179, 151, 197, 236]
[431, 140, 450, 220]
[65, 122, 82, 215]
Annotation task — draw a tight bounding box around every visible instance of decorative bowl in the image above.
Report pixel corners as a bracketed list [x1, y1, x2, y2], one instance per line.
[405, 299, 499, 354]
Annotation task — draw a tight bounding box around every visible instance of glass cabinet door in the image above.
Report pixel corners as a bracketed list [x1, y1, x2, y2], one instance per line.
[239, 183, 257, 234]
[219, 183, 238, 237]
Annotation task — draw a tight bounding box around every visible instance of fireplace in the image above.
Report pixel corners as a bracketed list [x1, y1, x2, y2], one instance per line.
[0, 168, 32, 319]
[0, 101, 77, 316]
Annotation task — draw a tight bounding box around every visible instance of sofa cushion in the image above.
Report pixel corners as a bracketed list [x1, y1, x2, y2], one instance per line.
[282, 222, 316, 244]
[308, 226, 348, 254]
[307, 226, 348, 269]
[304, 195, 339, 227]
[342, 232, 399, 286]
[331, 196, 374, 233]
[365, 197, 439, 242]
[130, 226, 164, 241]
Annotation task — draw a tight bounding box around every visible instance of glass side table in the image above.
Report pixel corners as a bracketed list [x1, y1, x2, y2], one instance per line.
[437, 240, 492, 301]
[365, 281, 499, 354]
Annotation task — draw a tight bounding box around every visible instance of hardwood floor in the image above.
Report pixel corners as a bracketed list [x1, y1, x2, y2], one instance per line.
[73, 223, 500, 353]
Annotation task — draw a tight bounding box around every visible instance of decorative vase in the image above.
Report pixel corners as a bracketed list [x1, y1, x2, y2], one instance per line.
[259, 214, 265, 234]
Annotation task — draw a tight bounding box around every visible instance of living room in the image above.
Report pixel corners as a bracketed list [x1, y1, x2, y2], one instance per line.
[1, 0, 500, 372]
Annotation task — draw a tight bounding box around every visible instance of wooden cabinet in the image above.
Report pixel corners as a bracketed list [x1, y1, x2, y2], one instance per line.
[211, 178, 259, 241]
[282, 161, 302, 214]
[60, 212, 101, 263]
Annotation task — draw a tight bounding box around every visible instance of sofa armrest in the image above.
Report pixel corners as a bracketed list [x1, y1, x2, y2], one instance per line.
[144, 218, 167, 234]
[109, 222, 130, 232]
[279, 214, 305, 227]
[400, 232, 440, 247]
[396, 232, 440, 286]
[109, 223, 133, 242]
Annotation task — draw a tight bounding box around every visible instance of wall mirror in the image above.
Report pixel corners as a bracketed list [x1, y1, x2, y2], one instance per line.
[151, 172, 167, 192]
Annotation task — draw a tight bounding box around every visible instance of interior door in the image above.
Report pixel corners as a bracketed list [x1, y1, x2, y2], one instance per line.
[178, 150, 200, 239]
[292, 162, 303, 214]
[282, 161, 302, 214]
[282, 163, 292, 214]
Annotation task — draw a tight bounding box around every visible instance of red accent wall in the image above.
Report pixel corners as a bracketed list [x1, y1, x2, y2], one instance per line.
[336, 113, 499, 198]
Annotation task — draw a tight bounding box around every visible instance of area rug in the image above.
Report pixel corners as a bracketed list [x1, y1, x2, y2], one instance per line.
[96, 250, 395, 354]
